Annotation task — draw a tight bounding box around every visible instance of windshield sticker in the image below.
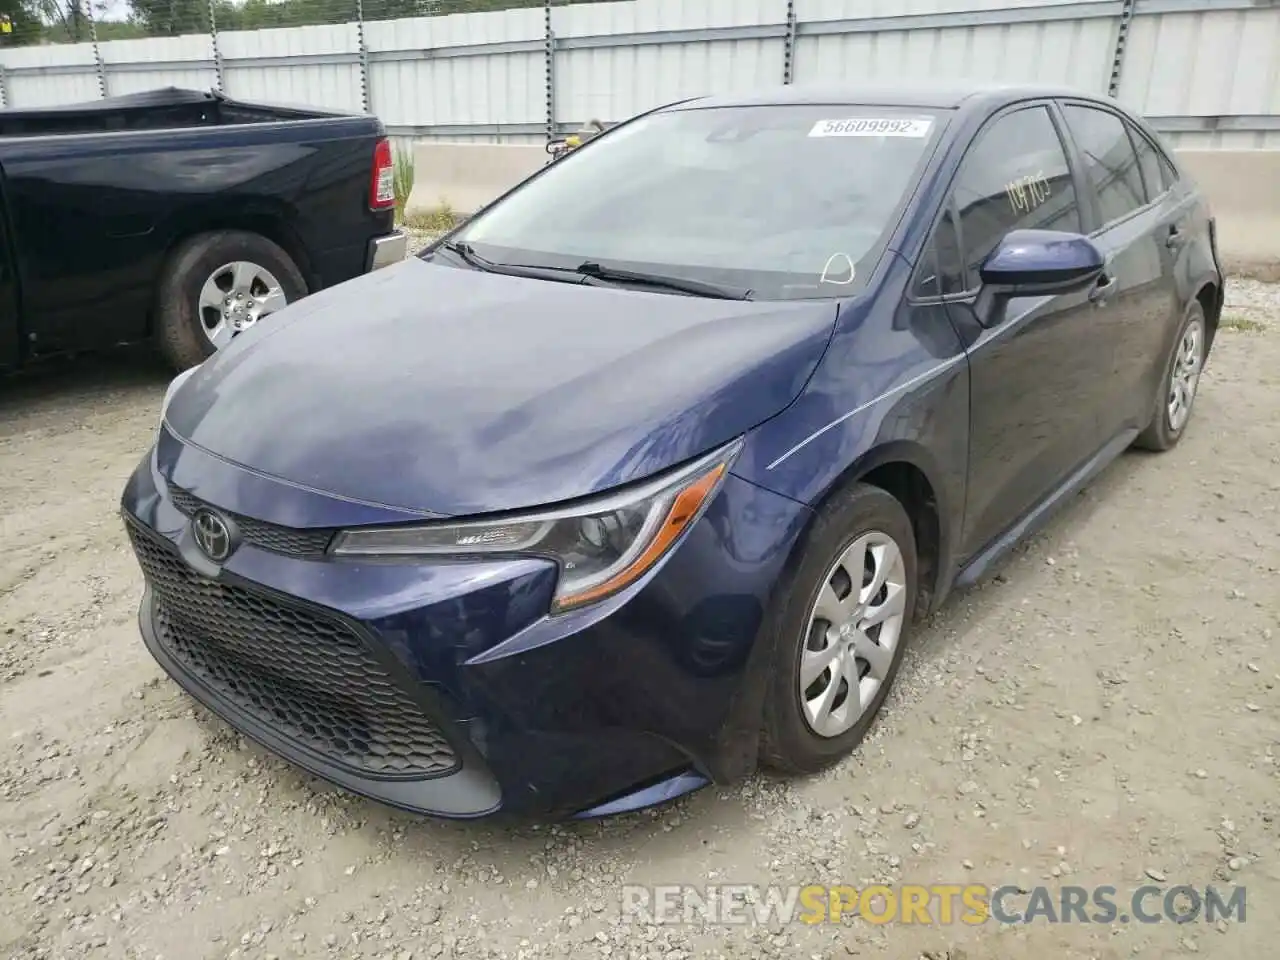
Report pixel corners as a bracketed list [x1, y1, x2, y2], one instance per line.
[819, 252, 856, 285]
[809, 117, 933, 138]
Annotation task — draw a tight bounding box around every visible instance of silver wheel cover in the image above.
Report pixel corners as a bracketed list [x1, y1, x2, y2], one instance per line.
[1167, 316, 1204, 433]
[799, 530, 908, 739]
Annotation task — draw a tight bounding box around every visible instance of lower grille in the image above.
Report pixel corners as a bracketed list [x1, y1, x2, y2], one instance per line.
[127, 522, 459, 779]
[168, 485, 335, 560]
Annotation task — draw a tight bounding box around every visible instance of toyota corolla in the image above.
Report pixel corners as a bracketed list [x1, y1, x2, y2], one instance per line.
[121, 83, 1223, 820]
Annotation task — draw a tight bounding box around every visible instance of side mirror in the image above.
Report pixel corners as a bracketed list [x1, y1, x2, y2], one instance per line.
[979, 229, 1105, 297]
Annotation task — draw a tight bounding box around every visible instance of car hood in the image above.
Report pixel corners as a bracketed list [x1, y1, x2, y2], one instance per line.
[164, 257, 837, 517]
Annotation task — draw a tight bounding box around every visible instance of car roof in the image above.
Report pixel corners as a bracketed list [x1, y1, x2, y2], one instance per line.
[668, 82, 1095, 114]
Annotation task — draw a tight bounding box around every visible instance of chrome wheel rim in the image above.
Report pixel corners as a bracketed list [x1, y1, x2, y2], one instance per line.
[1167, 316, 1204, 433]
[799, 531, 908, 739]
[198, 261, 288, 349]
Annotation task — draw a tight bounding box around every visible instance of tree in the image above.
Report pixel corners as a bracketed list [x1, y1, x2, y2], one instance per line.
[124, 0, 602, 37]
[129, 0, 605, 38]
[0, 0, 115, 45]
[127, 0, 207, 36]
[0, 0, 45, 45]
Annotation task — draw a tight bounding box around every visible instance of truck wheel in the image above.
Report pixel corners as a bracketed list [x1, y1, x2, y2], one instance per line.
[155, 230, 307, 370]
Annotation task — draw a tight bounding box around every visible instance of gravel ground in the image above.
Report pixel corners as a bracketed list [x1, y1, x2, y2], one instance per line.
[1, 279, 1277, 960]
[402, 227, 442, 252]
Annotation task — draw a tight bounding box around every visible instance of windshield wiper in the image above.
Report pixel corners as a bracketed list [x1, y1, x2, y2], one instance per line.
[436, 240, 497, 271]
[434, 241, 585, 285]
[575, 262, 753, 300]
[434, 244, 752, 300]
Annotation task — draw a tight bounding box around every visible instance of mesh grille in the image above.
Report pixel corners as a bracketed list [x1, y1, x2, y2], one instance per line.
[168, 485, 334, 559]
[128, 522, 459, 779]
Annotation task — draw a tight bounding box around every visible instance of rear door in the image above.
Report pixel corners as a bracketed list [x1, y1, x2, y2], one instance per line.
[1129, 119, 1204, 411]
[1056, 100, 1179, 436]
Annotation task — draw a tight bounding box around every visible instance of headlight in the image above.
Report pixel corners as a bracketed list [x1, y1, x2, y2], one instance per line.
[159, 365, 198, 430]
[331, 439, 743, 612]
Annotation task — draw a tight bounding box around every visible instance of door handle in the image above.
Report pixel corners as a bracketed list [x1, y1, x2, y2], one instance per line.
[1089, 275, 1117, 305]
[1166, 225, 1186, 249]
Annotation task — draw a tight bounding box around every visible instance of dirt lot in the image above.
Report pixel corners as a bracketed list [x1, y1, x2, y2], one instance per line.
[1, 281, 1277, 960]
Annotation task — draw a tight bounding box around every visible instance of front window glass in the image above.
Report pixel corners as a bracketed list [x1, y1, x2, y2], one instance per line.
[439, 104, 947, 300]
[951, 105, 1081, 290]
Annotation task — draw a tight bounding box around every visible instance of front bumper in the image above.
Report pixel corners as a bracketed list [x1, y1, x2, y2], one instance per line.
[367, 229, 408, 272]
[120, 436, 811, 820]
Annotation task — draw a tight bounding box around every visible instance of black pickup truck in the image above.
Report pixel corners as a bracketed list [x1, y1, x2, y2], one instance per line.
[0, 87, 406, 372]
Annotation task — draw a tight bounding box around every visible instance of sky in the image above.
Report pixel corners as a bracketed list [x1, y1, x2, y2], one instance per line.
[99, 0, 130, 22]
[97, 0, 258, 23]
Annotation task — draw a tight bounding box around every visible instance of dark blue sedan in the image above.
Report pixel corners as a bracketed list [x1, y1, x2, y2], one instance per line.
[121, 83, 1223, 820]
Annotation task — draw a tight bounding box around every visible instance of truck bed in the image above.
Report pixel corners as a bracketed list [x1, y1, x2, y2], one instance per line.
[0, 87, 397, 371]
[0, 87, 349, 138]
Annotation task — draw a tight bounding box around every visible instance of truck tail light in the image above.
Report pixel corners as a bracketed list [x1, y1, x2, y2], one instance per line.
[370, 137, 395, 210]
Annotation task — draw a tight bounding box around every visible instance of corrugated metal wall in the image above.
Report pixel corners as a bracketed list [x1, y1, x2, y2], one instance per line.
[790, 1, 1119, 92]
[1, 0, 1276, 148]
[1120, 4, 1280, 149]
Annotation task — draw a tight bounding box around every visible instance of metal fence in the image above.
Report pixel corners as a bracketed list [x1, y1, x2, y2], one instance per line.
[1, 0, 1278, 149]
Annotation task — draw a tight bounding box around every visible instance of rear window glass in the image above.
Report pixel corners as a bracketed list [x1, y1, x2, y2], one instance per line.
[1127, 123, 1168, 202]
[1062, 105, 1147, 227]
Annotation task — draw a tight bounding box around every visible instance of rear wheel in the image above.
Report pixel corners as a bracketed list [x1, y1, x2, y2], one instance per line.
[155, 230, 307, 371]
[1133, 300, 1207, 452]
[761, 483, 917, 775]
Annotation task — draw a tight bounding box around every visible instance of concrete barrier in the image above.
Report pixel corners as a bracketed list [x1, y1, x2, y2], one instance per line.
[406, 142, 546, 219]
[406, 140, 1279, 278]
[1176, 150, 1280, 280]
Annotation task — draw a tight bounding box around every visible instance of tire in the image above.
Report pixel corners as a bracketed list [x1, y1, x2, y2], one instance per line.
[154, 230, 307, 371]
[1133, 300, 1208, 452]
[760, 483, 918, 775]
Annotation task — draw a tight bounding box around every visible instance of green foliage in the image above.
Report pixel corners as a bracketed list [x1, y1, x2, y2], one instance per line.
[403, 201, 457, 234]
[223, 0, 436, 33]
[0, 0, 46, 45]
[3, 0, 101, 45]
[125, 0, 210, 37]
[115, 0, 555, 39]
[1220, 314, 1266, 333]
[392, 142, 415, 223]
[94, 19, 149, 39]
[0, 0, 144, 45]
[1, 0, 602, 47]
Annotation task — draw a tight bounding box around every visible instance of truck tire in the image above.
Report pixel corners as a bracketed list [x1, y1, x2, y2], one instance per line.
[155, 230, 308, 371]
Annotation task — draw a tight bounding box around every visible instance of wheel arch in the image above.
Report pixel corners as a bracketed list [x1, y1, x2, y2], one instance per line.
[147, 200, 315, 338]
[716, 440, 962, 781]
[806, 440, 959, 620]
[1194, 279, 1223, 350]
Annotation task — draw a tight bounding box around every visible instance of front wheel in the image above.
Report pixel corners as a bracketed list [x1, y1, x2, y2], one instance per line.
[155, 230, 308, 371]
[1133, 300, 1207, 452]
[760, 483, 917, 775]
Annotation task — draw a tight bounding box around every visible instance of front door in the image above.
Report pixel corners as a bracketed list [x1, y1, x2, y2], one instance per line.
[940, 104, 1115, 561]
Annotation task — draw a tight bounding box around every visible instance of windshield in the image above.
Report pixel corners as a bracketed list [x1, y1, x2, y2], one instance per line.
[437, 104, 947, 300]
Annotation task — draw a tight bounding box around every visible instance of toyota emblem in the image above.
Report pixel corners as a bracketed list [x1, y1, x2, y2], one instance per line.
[191, 508, 235, 562]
